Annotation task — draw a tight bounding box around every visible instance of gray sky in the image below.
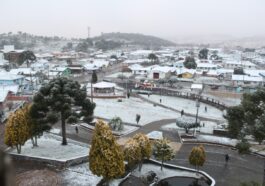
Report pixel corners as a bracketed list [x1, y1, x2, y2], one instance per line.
[1, 0, 265, 39]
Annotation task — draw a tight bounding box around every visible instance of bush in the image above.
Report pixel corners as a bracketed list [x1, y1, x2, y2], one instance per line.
[236, 140, 251, 154]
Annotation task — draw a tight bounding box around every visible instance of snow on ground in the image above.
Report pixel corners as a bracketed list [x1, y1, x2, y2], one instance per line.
[161, 121, 219, 134]
[146, 131, 163, 140]
[62, 163, 102, 186]
[9, 133, 89, 161]
[50, 128, 61, 134]
[106, 72, 132, 78]
[81, 123, 139, 136]
[132, 163, 200, 180]
[141, 94, 224, 120]
[94, 97, 179, 125]
[62, 163, 126, 186]
[195, 135, 238, 146]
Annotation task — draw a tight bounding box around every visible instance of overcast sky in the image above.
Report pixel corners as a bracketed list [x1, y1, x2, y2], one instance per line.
[1, 0, 265, 40]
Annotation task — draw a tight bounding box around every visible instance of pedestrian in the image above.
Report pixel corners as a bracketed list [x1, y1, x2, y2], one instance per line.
[127, 92, 130, 99]
[205, 106, 207, 112]
[181, 110, 184, 117]
[160, 99, 162, 103]
[148, 93, 150, 98]
[225, 154, 229, 163]
[75, 126, 79, 134]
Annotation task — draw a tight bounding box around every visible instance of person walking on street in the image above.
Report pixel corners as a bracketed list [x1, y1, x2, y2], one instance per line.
[225, 154, 229, 164]
[75, 126, 79, 134]
[205, 106, 207, 112]
[181, 110, 184, 117]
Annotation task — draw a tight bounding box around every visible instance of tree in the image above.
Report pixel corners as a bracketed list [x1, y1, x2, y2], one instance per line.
[226, 88, 265, 142]
[91, 70, 98, 103]
[226, 106, 245, 138]
[22, 104, 51, 147]
[133, 133, 152, 171]
[18, 50, 36, 67]
[89, 120, 125, 184]
[236, 139, 251, 154]
[153, 138, 174, 170]
[110, 55, 118, 59]
[167, 76, 178, 87]
[4, 110, 29, 154]
[234, 68, 244, 75]
[198, 48, 209, 59]
[176, 116, 199, 134]
[31, 77, 95, 145]
[148, 53, 158, 62]
[123, 138, 141, 171]
[109, 117, 124, 131]
[136, 114, 141, 125]
[189, 145, 206, 173]
[253, 113, 265, 144]
[184, 56, 197, 69]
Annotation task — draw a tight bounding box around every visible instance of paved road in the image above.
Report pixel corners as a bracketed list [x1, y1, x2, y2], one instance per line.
[171, 144, 264, 186]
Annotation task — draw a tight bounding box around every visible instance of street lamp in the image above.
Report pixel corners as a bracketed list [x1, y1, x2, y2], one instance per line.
[194, 98, 200, 135]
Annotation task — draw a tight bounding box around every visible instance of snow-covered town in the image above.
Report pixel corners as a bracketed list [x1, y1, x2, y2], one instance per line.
[1, 1, 265, 186]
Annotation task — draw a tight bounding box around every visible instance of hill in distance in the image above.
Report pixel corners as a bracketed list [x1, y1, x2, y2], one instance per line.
[92, 32, 176, 48]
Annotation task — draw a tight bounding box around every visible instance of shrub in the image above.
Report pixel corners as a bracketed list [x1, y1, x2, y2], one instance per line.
[236, 140, 251, 154]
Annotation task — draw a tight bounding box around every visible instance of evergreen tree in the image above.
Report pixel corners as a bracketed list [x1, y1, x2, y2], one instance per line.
[198, 48, 209, 59]
[133, 133, 152, 171]
[24, 104, 51, 147]
[184, 56, 197, 69]
[92, 70, 98, 84]
[89, 120, 125, 184]
[18, 50, 36, 67]
[109, 117, 123, 131]
[31, 77, 95, 145]
[153, 138, 175, 170]
[123, 138, 141, 171]
[189, 145, 206, 173]
[4, 110, 30, 154]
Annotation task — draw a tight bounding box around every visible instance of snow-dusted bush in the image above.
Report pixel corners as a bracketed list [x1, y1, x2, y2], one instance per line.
[176, 116, 200, 133]
[109, 116, 124, 131]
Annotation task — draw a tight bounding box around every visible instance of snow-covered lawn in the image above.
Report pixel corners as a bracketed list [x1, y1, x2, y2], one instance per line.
[62, 163, 127, 186]
[161, 121, 219, 134]
[146, 131, 163, 140]
[62, 163, 102, 186]
[94, 97, 179, 125]
[81, 123, 139, 136]
[9, 133, 89, 161]
[106, 72, 133, 78]
[194, 135, 238, 146]
[141, 94, 224, 120]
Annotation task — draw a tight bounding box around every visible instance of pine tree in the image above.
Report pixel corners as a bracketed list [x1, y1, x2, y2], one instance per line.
[24, 104, 49, 147]
[133, 133, 152, 171]
[189, 145, 206, 173]
[123, 138, 141, 171]
[153, 138, 175, 170]
[89, 120, 125, 184]
[31, 77, 95, 145]
[4, 110, 30, 154]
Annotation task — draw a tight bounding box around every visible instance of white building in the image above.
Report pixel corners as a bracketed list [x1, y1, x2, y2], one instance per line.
[148, 66, 174, 80]
[223, 60, 256, 69]
[232, 74, 263, 86]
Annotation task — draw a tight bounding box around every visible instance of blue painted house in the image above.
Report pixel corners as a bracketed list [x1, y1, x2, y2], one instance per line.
[0, 73, 25, 86]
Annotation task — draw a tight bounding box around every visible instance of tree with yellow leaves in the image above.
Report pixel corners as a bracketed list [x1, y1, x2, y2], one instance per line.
[153, 138, 175, 171]
[4, 109, 30, 154]
[189, 145, 206, 173]
[89, 120, 125, 184]
[132, 133, 152, 171]
[123, 138, 141, 171]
